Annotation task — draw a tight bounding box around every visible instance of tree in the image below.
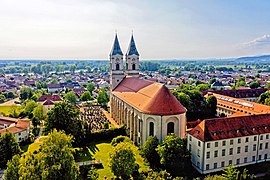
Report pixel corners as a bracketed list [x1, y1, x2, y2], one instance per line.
[173, 92, 191, 110]
[87, 167, 99, 180]
[0, 94, 6, 103]
[111, 135, 132, 147]
[210, 78, 216, 84]
[156, 134, 191, 176]
[110, 142, 136, 179]
[45, 102, 86, 145]
[33, 105, 44, 122]
[222, 164, 239, 180]
[249, 81, 260, 89]
[141, 136, 160, 170]
[19, 130, 79, 180]
[80, 91, 92, 101]
[69, 64, 76, 74]
[258, 91, 270, 105]
[65, 91, 77, 104]
[97, 88, 109, 108]
[266, 82, 270, 88]
[24, 100, 38, 115]
[206, 95, 217, 118]
[20, 86, 33, 101]
[7, 91, 15, 99]
[0, 132, 21, 168]
[86, 82, 95, 94]
[146, 170, 173, 180]
[4, 154, 20, 180]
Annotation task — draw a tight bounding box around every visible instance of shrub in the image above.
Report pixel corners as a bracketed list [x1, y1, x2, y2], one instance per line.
[111, 135, 132, 146]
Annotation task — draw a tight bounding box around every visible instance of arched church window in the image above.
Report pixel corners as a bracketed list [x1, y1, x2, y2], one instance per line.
[126, 63, 128, 70]
[149, 122, 154, 136]
[116, 64, 120, 70]
[132, 64, 136, 70]
[167, 122, 174, 135]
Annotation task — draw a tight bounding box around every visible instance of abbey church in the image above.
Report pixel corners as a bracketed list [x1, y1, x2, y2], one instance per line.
[109, 34, 187, 145]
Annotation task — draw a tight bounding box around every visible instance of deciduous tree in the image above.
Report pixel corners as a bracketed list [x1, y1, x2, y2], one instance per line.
[110, 142, 136, 179]
[0, 132, 21, 168]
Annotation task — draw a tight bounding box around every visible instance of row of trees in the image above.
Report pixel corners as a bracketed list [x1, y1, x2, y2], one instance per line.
[172, 84, 217, 121]
[4, 130, 81, 180]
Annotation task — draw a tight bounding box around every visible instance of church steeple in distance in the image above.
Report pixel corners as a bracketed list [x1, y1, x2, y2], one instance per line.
[126, 34, 139, 56]
[110, 33, 125, 90]
[110, 33, 123, 56]
[125, 33, 140, 78]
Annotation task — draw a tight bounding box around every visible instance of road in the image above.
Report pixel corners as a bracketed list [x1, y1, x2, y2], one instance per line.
[0, 97, 20, 106]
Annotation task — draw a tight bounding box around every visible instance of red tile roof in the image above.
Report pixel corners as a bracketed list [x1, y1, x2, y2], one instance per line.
[37, 94, 62, 102]
[112, 77, 186, 115]
[0, 119, 30, 135]
[202, 88, 269, 98]
[189, 114, 270, 142]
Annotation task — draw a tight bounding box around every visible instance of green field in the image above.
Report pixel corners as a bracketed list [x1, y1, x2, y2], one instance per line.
[0, 105, 23, 116]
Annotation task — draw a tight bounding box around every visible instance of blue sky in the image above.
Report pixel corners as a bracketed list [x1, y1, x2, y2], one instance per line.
[0, 0, 270, 60]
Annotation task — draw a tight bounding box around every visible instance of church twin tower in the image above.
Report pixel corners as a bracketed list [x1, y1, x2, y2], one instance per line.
[110, 33, 140, 90]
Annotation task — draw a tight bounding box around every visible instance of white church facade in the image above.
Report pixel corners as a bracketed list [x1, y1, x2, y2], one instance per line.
[109, 34, 187, 145]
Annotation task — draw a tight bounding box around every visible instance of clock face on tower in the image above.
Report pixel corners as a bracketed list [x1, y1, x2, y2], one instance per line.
[116, 58, 120, 63]
[132, 58, 136, 62]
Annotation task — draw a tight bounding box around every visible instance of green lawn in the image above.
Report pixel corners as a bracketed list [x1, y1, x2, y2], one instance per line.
[0, 105, 23, 116]
[90, 142, 150, 180]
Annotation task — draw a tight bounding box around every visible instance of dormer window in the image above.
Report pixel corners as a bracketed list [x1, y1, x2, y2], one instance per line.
[212, 131, 217, 136]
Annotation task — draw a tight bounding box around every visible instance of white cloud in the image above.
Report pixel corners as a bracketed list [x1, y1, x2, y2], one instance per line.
[243, 35, 270, 49]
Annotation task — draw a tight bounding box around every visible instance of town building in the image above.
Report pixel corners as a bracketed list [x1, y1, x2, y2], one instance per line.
[0, 117, 30, 143]
[207, 92, 270, 117]
[37, 94, 63, 113]
[109, 34, 187, 145]
[188, 114, 270, 174]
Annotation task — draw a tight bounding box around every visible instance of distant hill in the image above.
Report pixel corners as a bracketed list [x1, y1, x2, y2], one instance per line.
[236, 55, 270, 62]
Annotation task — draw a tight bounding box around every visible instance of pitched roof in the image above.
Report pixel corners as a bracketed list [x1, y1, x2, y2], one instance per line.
[126, 34, 139, 56]
[0, 119, 30, 135]
[202, 88, 268, 98]
[43, 99, 55, 105]
[189, 114, 270, 142]
[213, 93, 270, 115]
[112, 77, 186, 115]
[110, 34, 123, 56]
[37, 94, 62, 102]
[48, 84, 61, 88]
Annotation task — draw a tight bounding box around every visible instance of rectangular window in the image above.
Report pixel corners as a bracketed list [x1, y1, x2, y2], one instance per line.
[252, 156, 256, 162]
[206, 152, 210, 159]
[238, 138, 241, 144]
[229, 160, 232, 165]
[197, 161, 200, 167]
[214, 163, 217, 169]
[237, 147, 241, 154]
[245, 137, 249, 143]
[206, 164, 209, 170]
[222, 141, 226, 146]
[264, 154, 268, 159]
[245, 145, 248, 152]
[230, 139, 233, 145]
[266, 134, 269, 139]
[198, 141, 201, 147]
[222, 149, 226, 156]
[214, 150, 218, 158]
[259, 143, 263, 150]
[207, 143, 210, 148]
[259, 155, 261, 160]
[189, 144, 192, 151]
[254, 136, 257, 141]
[197, 149, 200, 157]
[229, 148, 233, 155]
[253, 144, 256, 151]
[244, 157, 247, 163]
[260, 136, 263, 140]
[189, 136, 192, 141]
[215, 142, 218, 147]
[236, 158, 240, 165]
[266, 142, 268, 149]
[221, 161, 225, 167]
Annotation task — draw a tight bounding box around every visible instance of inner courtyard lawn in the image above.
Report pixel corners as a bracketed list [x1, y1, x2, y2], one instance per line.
[81, 142, 150, 179]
